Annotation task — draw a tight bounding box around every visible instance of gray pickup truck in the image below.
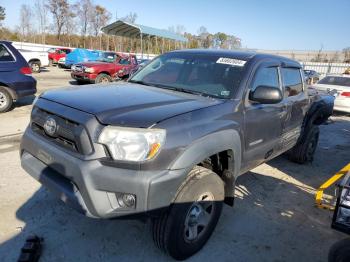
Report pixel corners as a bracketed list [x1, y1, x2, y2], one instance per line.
[20, 50, 334, 260]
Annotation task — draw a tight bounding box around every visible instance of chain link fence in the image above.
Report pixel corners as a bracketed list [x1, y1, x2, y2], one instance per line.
[301, 62, 350, 75]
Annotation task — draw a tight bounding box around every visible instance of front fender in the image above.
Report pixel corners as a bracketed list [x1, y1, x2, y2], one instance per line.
[169, 129, 242, 178]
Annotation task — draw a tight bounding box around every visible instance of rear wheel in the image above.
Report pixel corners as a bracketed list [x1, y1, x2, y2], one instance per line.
[0, 87, 13, 113]
[29, 61, 41, 73]
[95, 73, 112, 84]
[152, 166, 224, 260]
[288, 125, 319, 164]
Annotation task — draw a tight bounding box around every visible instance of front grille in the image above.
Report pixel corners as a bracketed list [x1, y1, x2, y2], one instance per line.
[31, 107, 93, 155]
[72, 65, 83, 72]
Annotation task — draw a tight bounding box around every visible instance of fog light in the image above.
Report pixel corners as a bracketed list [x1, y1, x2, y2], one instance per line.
[117, 193, 136, 208]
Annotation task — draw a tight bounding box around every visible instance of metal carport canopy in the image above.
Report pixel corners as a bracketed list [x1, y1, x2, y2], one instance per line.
[101, 20, 188, 42]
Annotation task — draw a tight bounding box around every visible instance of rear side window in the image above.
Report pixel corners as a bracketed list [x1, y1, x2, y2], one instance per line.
[0, 44, 15, 62]
[281, 68, 303, 97]
[251, 67, 280, 90]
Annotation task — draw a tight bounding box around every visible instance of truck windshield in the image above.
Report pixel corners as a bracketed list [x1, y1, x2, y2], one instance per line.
[97, 52, 118, 63]
[318, 76, 350, 87]
[129, 53, 246, 99]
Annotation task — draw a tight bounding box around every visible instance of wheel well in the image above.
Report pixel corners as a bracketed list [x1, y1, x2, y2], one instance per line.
[0, 83, 16, 100]
[28, 59, 41, 65]
[98, 71, 111, 76]
[198, 150, 235, 206]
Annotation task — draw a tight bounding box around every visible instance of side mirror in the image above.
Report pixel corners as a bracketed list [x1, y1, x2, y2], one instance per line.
[249, 85, 283, 104]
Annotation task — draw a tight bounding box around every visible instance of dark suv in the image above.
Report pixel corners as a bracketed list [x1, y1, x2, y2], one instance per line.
[0, 41, 37, 113]
[21, 49, 334, 260]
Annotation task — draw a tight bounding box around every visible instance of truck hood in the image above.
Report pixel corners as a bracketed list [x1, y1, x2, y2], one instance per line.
[76, 61, 113, 67]
[40, 83, 224, 127]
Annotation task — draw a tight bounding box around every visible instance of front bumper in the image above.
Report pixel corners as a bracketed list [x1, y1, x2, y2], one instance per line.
[20, 126, 187, 219]
[71, 72, 97, 83]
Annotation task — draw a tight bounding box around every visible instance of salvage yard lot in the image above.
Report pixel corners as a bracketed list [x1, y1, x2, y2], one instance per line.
[0, 67, 349, 261]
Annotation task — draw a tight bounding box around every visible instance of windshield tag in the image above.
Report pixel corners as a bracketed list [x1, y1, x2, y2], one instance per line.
[216, 57, 246, 66]
[221, 90, 230, 96]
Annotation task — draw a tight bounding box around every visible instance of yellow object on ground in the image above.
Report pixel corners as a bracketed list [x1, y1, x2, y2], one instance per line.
[315, 162, 350, 210]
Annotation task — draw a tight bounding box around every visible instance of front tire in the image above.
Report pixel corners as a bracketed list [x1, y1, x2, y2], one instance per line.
[152, 166, 224, 260]
[0, 87, 13, 113]
[288, 125, 319, 164]
[95, 73, 112, 84]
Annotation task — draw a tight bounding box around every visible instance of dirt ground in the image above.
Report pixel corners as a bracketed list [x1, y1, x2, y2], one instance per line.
[0, 67, 349, 262]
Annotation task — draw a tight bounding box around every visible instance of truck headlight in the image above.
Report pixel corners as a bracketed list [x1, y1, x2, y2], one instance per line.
[98, 126, 166, 162]
[84, 67, 94, 73]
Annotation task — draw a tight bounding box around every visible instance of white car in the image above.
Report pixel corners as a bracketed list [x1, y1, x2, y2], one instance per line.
[18, 49, 49, 73]
[312, 74, 350, 113]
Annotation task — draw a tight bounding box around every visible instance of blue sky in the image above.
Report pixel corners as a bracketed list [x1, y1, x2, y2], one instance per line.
[1, 0, 349, 51]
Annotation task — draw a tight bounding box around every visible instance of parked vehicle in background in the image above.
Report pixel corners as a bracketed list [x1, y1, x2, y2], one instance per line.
[18, 49, 49, 73]
[57, 57, 69, 69]
[0, 41, 36, 113]
[65, 48, 100, 69]
[21, 49, 334, 260]
[312, 74, 350, 113]
[71, 52, 138, 84]
[304, 69, 320, 85]
[48, 48, 72, 66]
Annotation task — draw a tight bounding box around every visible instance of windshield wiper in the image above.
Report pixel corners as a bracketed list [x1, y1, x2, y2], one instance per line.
[128, 80, 153, 86]
[146, 83, 208, 97]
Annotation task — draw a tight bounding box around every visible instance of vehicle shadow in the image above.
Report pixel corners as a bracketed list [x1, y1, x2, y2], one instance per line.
[69, 80, 87, 86]
[0, 164, 346, 261]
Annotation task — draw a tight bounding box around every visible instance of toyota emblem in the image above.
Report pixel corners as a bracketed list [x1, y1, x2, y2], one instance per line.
[43, 117, 57, 136]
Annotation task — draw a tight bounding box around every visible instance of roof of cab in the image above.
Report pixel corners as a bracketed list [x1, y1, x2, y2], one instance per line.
[169, 49, 301, 68]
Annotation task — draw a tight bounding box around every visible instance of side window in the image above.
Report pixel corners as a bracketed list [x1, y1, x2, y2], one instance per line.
[0, 44, 15, 62]
[281, 68, 303, 97]
[251, 67, 280, 90]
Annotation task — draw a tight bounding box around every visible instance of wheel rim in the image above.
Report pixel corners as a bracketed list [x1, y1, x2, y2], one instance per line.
[0, 91, 8, 109]
[31, 63, 39, 72]
[100, 77, 110, 83]
[184, 192, 214, 242]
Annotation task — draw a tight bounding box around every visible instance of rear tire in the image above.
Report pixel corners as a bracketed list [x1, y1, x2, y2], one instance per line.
[288, 125, 319, 164]
[328, 238, 350, 262]
[0, 87, 13, 113]
[95, 73, 112, 84]
[152, 166, 224, 260]
[29, 61, 41, 73]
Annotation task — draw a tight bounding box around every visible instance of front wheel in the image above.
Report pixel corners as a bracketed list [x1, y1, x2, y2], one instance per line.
[152, 166, 224, 260]
[95, 73, 112, 84]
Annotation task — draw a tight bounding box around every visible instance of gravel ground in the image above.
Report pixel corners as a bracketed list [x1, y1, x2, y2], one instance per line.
[0, 67, 349, 262]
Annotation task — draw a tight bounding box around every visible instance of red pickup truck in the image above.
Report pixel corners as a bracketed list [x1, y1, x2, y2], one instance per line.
[71, 52, 139, 84]
[48, 48, 72, 65]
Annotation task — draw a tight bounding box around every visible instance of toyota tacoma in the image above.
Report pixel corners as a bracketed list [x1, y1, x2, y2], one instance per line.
[20, 50, 334, 260]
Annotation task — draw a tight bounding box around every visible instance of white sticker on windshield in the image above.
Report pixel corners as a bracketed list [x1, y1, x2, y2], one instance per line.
[216, 57, 246, 66]
[221, 90, 230, 96]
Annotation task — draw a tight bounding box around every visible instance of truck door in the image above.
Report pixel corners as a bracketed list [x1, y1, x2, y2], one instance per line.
[279, 67, 309, 150]
[242, 64, 287, 172]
